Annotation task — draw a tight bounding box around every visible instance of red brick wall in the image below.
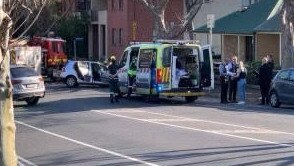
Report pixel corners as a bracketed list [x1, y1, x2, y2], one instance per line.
[107, 0, 184, 60]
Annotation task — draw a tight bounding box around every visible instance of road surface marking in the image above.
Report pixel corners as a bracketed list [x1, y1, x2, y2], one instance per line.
[16, 121, 159, 166]
[92, 110, 293, 148]
[128, 108, 294, 136]
[18, 156, 38, 166]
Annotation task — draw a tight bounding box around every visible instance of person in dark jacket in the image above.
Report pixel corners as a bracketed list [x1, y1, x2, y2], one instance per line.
[219, 58, 229, 104]
[108, 56, 120, 103]
[258, 57, 272, 105]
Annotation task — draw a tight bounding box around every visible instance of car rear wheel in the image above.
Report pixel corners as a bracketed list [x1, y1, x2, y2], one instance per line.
[185, 96, 198, 103]
[269, 91, 281, 108]
[26, 97, 39, 106]
[66, 76, 78, 88]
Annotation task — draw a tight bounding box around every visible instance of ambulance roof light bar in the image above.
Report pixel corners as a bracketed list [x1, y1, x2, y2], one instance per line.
[129, 41, 155, 45]
[156, 40, 199, 45]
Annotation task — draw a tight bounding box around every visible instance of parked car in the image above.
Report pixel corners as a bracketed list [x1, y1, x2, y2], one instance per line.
[10, 65, 45, 106]
[60, 60, 109, 88]
[269, 68, 294, 108]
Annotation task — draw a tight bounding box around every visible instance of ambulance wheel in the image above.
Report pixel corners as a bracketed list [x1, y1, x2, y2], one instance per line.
[185, 96, 198, 103]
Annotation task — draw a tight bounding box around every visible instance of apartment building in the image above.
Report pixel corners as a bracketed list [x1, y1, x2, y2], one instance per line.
[88, 0, 184, 61]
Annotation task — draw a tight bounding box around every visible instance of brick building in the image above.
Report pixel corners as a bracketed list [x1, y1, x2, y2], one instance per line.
[88, 0, 184, 62]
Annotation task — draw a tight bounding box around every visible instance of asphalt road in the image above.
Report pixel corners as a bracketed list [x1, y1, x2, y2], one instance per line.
[15, 83, 294, 166]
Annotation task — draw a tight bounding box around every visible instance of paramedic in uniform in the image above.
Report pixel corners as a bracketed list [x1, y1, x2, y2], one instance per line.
[219, 58, 229, 104]
[226, 55, 238, 103]
[108, 56, 120, 103]
[127, 57, 137, 98]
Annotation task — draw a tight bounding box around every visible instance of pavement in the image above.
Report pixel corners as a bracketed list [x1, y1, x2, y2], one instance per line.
[205, 83, 261, 104]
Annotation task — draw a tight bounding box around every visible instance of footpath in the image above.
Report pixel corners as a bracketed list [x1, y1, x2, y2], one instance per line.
[204, 83, 261, 104]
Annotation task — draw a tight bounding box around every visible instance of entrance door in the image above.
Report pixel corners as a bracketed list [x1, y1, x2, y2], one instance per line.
[200, 45, 214, 89]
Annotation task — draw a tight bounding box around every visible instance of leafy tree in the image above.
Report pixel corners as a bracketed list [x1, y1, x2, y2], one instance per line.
[281, 0, 294, 68]
[56, 14, 89, 59]
[0, 0, 49, 165]
[138, 0, 204, 39]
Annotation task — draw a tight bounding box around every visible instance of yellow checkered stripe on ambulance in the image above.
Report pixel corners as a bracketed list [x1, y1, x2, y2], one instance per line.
[161, 67, 170, 83]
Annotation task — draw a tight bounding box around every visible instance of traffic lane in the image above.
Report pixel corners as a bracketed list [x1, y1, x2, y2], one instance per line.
[16, 106, 294, 166]
[16, 122, 154, 166]
[92, 108, 294, 147]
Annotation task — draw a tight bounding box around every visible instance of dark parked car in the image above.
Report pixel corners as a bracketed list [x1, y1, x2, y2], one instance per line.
[269, 68, 294, 108]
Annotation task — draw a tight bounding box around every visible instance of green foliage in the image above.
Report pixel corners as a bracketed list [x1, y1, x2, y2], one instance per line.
[56, 13, 89, 59]
[245, 61, 261, 85]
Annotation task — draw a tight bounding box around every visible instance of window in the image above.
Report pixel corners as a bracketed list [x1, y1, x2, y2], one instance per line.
[139, 49, 154, 68]
[52, 42, 58, 53]
[162, 47, 172, 67]
[277, 70, 289, 80]
[112, 28, 116, 46]
[119, 28, 123, 45]
[10, 67, 38, 78]
[289, 70, 294, 81]
[119, 51, 128, 67]
[112, 0, 116, 10]
[119, 0, 124, 11]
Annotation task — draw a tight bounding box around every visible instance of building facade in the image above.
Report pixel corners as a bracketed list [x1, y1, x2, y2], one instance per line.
[193, 0, 260, 58]
[88, 0, 184, 62]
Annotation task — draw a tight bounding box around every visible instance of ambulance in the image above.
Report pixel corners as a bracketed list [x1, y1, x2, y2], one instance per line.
[117, 40, 214, 102]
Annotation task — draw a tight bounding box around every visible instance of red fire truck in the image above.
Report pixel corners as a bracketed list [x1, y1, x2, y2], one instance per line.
[28, 36, 68, 78]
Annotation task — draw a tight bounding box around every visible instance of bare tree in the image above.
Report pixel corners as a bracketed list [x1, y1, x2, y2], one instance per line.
[281, 0, 294, 69]
[137, 0, 203, 39]
[0, 0, 48, 165]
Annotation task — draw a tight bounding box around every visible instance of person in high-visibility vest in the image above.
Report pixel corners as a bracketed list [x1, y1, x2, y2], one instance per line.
[127, 57, 137, 98]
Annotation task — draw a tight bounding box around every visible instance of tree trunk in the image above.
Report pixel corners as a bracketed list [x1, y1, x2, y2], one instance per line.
[0, 4, 17, 166]
[281, 0, 294, 69]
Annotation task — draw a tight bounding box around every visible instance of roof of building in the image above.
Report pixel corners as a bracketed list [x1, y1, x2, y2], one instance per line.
[254, 14, 281, 33]
[194, 0, 282, 35]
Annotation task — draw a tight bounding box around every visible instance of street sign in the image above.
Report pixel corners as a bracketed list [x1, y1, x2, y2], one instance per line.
[207, 14, 215, 28]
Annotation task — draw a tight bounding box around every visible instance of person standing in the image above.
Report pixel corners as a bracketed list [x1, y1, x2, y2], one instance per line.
[226, 55, 238, 103]
[258, 57, 272, 105]
[219, 58, 229, 104]
[235, 61, 247, 104]
[127, 57, 137, 98]
[108, 56, 120, 103]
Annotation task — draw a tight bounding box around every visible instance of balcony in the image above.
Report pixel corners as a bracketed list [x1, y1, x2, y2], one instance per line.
[90, 10, 106, 24]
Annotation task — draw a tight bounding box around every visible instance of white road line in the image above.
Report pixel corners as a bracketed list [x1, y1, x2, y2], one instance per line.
[92, 110, 294, 148]
[18, 156, 38, 166]
[16, 121, 159, 166]
[128, 108, 294, 136]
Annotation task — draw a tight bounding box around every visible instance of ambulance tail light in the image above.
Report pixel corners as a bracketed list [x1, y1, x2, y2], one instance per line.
[156, 68, 162, 84]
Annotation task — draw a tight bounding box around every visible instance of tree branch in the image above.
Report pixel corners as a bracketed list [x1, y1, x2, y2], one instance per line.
[15, 0, 48, 40]
[43, 0, 75, 36]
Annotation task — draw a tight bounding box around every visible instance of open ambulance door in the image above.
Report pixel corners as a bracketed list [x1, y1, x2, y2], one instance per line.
[200, 45, 214, 89]
[136, 48, 155, 94]
[118, 48, 131, 93]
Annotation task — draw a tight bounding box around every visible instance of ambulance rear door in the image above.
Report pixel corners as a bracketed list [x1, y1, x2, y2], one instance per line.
[136, 48, 155, 94]
[200, 45, 214, 89]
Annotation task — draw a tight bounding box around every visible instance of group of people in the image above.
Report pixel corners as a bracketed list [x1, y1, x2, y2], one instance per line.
[219, 54, 274, 105]
[219, 55, 247, 104]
